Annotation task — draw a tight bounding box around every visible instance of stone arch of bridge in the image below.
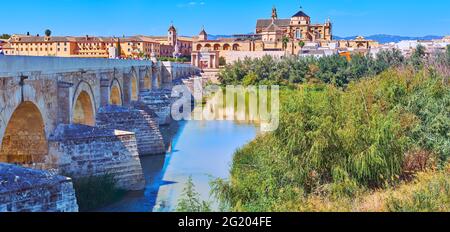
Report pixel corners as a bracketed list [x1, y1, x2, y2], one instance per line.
[72, 81, 96, 126]
[152, 67, 161, 89]
[0, 101, 48, 165]
[144, 68, 152, 90]
[130, 69, 139, 101]
[110, 78, 123, 106]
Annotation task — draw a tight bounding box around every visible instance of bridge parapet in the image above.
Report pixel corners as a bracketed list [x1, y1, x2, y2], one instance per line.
[0, 56, 199, 209]
[0, 56, 153, 76]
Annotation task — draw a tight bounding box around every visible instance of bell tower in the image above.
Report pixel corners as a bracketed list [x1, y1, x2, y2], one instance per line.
[168, 23, 177, 46]
[198, 26, 208, 41]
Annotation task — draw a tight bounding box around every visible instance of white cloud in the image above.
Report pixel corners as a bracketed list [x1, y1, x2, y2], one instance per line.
[176, 1, 206, 8]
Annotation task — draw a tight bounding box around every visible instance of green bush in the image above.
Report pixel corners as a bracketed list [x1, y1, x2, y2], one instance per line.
[212, 67, 450, 212]
[386, 171, 450, 212]
[72, 174, 125, 212]
[176, 176, 212, 212]
[218, 50, 405, 87]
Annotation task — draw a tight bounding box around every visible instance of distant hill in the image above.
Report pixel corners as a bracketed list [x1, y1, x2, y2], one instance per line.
[208, 34, 445, 44]
[207, 34, 241, 40]
[334, 34, 444, 44]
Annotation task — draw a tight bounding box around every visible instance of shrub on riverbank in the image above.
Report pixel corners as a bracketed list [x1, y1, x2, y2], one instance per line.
[218, 49, 406, 87]
[72, 174, 126, 212]
[176, 176, 212, 212]
[212, 67, 450, 212]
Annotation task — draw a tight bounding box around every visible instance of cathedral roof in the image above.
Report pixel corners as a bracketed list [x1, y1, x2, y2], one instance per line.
[256, 19, 290, 29]
[263, 21, 283, 32]
[292, 10, 309, 18]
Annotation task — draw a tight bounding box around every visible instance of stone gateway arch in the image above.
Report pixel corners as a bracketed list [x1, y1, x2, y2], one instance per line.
[0, 56, 199, 212]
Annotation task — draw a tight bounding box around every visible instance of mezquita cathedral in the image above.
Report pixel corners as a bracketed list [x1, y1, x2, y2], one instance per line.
[192, 6, 379, 69]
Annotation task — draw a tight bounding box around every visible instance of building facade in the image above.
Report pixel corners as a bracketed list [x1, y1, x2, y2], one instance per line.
[191, 6, 379, 68]
[148, 24, 193, 58]
[3, 34, 162, 59]
[3, 24, 193, 59]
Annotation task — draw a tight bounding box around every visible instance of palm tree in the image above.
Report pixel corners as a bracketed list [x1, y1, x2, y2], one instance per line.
[282, 36, 289, 50]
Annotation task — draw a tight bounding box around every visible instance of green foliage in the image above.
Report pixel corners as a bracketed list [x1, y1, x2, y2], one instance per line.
[159, 56, 190, 62]
[176, 176, 212, 212]
[219, 50, 405, 88]
[0, 34, 11, 40]
[298, 41, 305, 48]
[212, 68, 450, 212]
[282, 36, 289, 49]
[446, 45, 450, 65]
[242, 72, 258, 86]
[72, 174, 125, 212]
[386, 170, 450, 212]
[401, 71, 450, 161]
[409, 45, 426, 70]
[373, 49, 405, 72]
[219, 56, 227, 66]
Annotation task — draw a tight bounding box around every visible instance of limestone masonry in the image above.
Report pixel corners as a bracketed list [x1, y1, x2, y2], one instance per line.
[0, 163, 78, 212]
[0, 56, 199, 212]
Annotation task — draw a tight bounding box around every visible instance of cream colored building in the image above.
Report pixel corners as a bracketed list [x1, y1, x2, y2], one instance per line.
[4, 24, 193, 59]
[148, 24, 193, 57]
[191, 6, 379, 68]
[4, 34, 162, 58]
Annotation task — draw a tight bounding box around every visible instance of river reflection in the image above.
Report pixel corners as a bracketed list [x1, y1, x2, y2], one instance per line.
[99, 119, 257, 212]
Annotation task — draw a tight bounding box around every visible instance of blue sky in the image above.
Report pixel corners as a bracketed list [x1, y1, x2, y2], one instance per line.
[1, 0, 449, 37]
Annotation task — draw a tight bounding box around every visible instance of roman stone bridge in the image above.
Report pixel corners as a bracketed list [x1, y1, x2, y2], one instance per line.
[0, 56, 199, 212]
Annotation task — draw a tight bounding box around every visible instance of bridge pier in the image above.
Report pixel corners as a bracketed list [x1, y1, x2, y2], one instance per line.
[0, 56, 199, 211]
[96, 104, 165, 156]
[0, 163, 78, 212]
[47, 124, 145, 191]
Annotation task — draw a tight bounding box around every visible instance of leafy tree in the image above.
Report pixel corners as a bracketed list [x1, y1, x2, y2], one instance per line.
[219, 49, 409, 87]
[410, 44, 426, 70]
[0, 34, 11, 40]
[446, 45, 450, 65]
[374, 49, 405, 72]
[45, 29, 52, 37]
[282, 36, 290, 50]
[315, 55, 350, 87]
[176, 176, 211, 212]
[298, 41, 305, 49]
[219, 56, 226, 66]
